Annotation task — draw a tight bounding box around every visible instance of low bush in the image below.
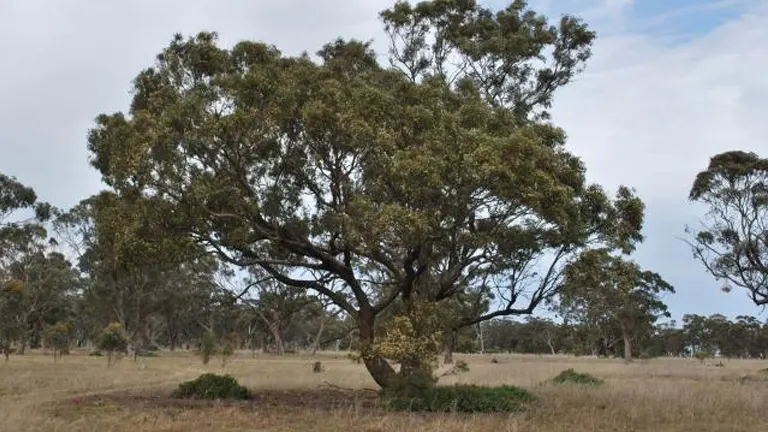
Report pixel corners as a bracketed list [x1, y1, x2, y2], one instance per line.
[551, 368, 603, 386]
[380, 383, 536, 413]
[171, 373, 251, 400]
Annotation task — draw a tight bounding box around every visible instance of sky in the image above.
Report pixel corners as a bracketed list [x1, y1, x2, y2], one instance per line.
[1, 0, 767, 322]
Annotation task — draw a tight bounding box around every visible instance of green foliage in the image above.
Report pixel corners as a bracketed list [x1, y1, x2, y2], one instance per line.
[551, 368, 603, 386]
[380, 383, 537, 413]
[171, 373, 251, 400]
[687, 150, 768, 306]
[695, 351, 712, 363]
[98, 322, 129, 365]
[84, 1, 646, 389]
[370, 301, 443, 375]
[43, 321, 73, 360]
[454, 359, 469, 373]
[383, 368, 438, 400]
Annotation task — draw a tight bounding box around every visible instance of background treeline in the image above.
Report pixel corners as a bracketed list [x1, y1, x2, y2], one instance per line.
[0, 175, 762, 360]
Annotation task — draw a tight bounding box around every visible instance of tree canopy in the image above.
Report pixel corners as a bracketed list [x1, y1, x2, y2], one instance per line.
[84, 0, 646, 388]
[687, 150, 768, 305]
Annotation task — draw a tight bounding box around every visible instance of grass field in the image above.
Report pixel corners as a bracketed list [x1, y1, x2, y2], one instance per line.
[1, 350, 767, 431]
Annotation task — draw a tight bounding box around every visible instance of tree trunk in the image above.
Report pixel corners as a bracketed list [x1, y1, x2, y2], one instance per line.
[18, 335, 27, 355]
[476, 323, 485, 354]
[443, 330, 457, 364]
[622, 330, 632, 359]
[358, 309, 396, 389]
[311, 318, 327, 356]
[546, 333, 556, 355]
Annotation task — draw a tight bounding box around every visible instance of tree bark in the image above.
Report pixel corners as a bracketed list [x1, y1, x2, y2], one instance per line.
[546, 332, 556, 355]
[443, 330, 457, 364]
[476, 323, 485, 354]
[358, 309, 396, 389]
[310, 318, 327, 356]
[269, 324, 285, 355]
[622, 330, 632, 359]
[18, 335, 27, 355]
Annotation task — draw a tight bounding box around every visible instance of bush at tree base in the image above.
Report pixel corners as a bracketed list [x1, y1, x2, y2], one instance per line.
[171, 373, 251, 400]
[379, 382, 537, 413]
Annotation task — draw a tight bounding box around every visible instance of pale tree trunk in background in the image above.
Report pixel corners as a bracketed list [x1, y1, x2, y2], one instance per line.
[476, 323, 485, 354]
[311, 319, 327, 356]
[546, 331, 556, 355]
[621, 325, 632, 359]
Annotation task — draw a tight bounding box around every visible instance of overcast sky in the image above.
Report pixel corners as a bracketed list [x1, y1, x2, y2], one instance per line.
[1, 0, 767, 322]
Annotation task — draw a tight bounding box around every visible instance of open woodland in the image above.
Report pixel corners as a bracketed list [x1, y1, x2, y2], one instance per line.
[2, 350, 768, 432]
[3, 0, 768, 430]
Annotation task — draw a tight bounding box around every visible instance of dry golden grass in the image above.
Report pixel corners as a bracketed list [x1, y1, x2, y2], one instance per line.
[2, 350, 768, 431]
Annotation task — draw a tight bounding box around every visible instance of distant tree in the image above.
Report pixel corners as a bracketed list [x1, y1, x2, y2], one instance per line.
[0, 173, 52, 265]
[651, 321, 687, 357]
[237, 276, 316, 356]
[687, 151, 768, 305]
[0, 172, 54, 356]
[98, 322, 129, 365]
[5, 251, 79, 352]
[0, 279, 26, 361]
[55, 192, 205, 352]
[558, 249, 675, 359]
[44, 321, 73, 361]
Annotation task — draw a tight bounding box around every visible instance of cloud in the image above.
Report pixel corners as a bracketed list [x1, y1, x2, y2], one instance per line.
[545, 0, 768, 319]
[1, 0, 766, 320]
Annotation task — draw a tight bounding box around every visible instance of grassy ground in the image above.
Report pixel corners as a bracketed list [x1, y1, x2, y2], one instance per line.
[1, 350, 768, 431]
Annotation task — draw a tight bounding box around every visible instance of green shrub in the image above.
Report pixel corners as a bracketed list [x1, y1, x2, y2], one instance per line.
[380, 384, 536, 413]
[384, 369, 437, 400]
[551, 368, 603, 386]
[97, 322, 129, 365]
[171, 373, 251, 400]
[454, 359, 469, 372]
[695, 351, 712, 363]
[43, 322, 73, 361]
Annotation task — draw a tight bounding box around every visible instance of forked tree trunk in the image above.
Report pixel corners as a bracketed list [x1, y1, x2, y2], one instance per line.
[269, 325, 285, 355]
